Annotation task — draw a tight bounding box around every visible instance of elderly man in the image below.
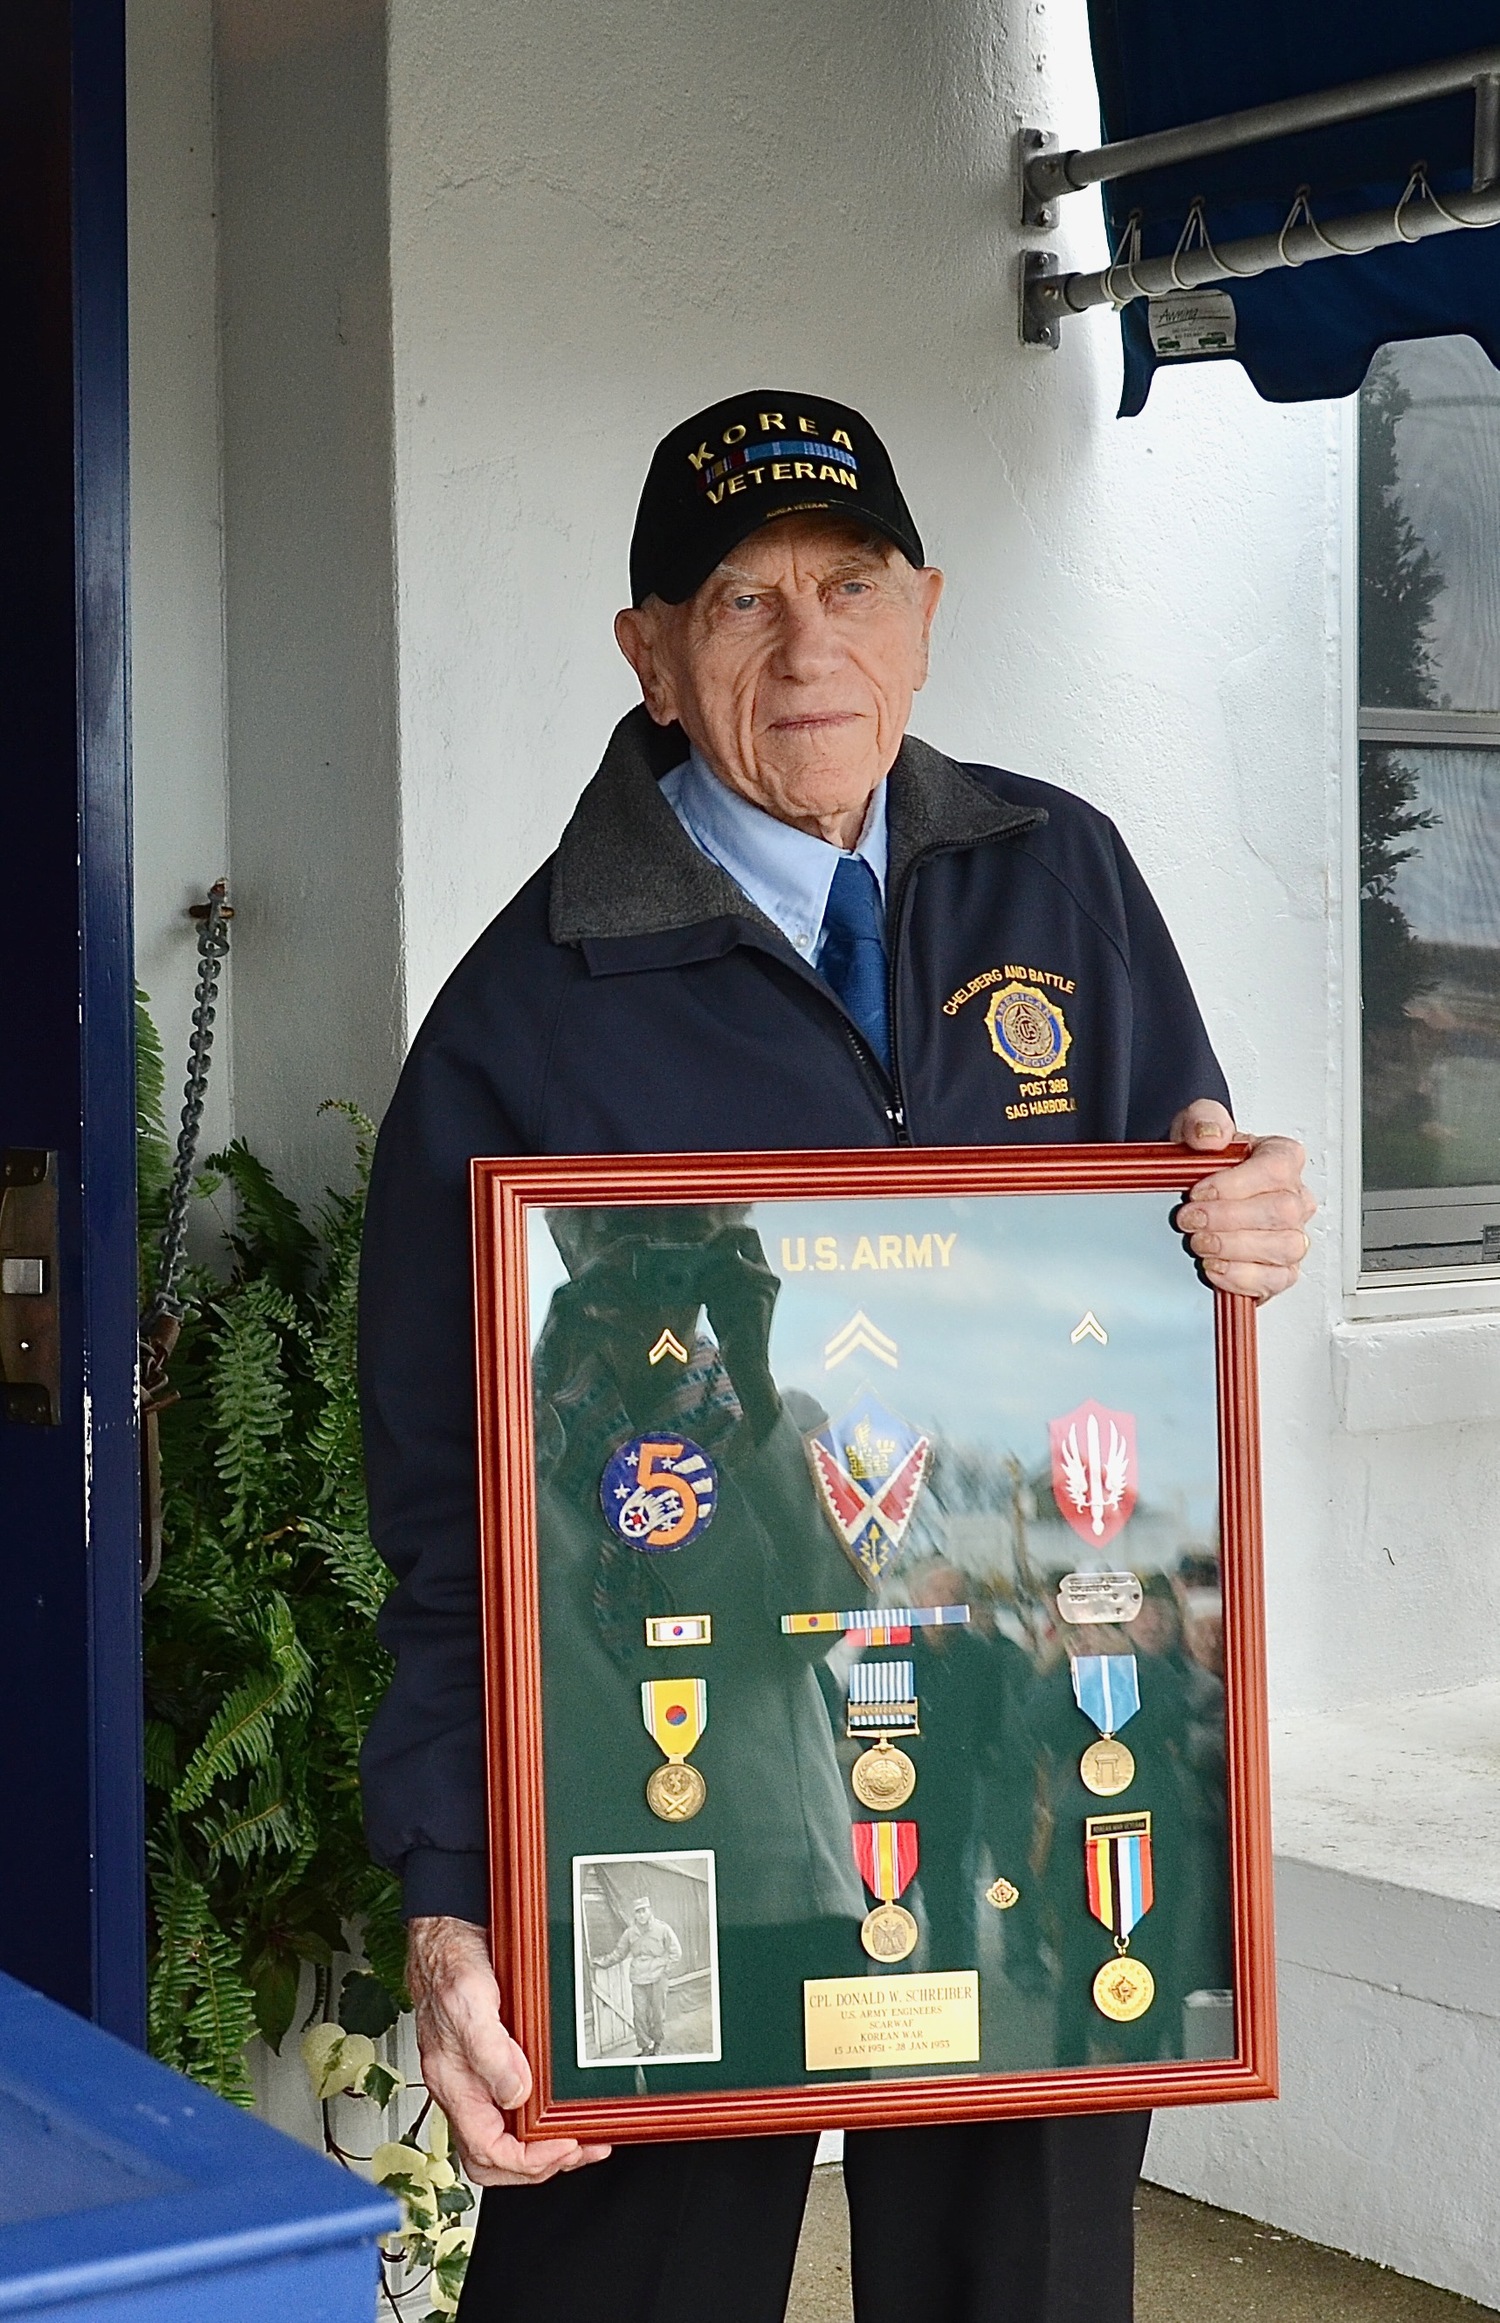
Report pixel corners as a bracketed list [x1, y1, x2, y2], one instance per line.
[358, 391, 1314, 2323]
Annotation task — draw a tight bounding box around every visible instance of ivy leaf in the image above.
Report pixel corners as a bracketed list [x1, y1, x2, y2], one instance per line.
[361, 2062, 402, 2108]
[339, 1969, 402, 2039]
[248, 1950, 303, 2053]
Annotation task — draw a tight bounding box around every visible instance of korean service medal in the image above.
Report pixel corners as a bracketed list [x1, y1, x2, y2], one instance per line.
[1071, 1652, 1141, 1797]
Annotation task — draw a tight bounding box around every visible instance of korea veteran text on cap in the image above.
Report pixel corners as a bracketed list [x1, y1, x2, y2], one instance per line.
[629, 391, 926, 606]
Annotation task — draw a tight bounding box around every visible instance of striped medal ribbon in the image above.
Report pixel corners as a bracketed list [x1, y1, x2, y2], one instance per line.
[1084, 1809, 1156, 2023]
[852, 1820, 921, 1962]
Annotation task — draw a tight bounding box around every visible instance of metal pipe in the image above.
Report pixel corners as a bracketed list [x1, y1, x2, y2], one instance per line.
[1024, 46, 1500, 207]
[1474, 72, 1500, 189]
[1028, 181, 1500, 326]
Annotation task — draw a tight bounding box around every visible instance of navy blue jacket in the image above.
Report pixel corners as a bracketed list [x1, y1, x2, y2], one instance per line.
[358, 707, 1229, 1921]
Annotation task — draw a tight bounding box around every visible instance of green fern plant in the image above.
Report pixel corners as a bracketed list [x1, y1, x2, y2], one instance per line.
[139, 1003, 409, 2101]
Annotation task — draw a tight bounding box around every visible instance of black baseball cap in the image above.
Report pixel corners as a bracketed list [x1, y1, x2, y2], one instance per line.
[629, 390, 925, 606]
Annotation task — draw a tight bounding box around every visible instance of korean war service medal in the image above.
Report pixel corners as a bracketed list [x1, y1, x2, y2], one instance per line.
[1071, 1652, 1141, 1797]
[807, 1388, 930, 1587]
[641, 1678, 708, 1821]
[1049, 1400, 1137, 1548]
[1085, 1810, 1155, 2021]
[846, 1657, 920, 1811]
[852, 1821, 920, 1962]
[602, 1435, 718, 1552]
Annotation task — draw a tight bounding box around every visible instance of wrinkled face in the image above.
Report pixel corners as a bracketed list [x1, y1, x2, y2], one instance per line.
[616, 514, 944, 846]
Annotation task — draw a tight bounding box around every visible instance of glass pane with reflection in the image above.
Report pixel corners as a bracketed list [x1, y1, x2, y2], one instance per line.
[1359, 336, 1500, 714]
[527, 1190, 1233, 2097]
[1361, 743, 1500, 1270]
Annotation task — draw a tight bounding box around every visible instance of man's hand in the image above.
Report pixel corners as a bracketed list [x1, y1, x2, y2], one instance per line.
[407, 1917, 611, 2187]
[1170, 1100, 1315, 1304]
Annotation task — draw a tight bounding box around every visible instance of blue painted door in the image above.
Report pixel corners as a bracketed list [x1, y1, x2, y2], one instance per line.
[0, 0, 144, 2037]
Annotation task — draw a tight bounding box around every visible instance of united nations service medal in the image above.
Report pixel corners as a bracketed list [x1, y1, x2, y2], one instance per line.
[852, 1820, 919, 1962]
[851, 1739, 917, 1811]
[1071, 1652, 1141, 1794]
[861, 1902, 920, 1962]
[1092, 1953, 1156, 2022]
[1079, 1735, 1137, 1797]
[641, 1678, 708, 1821]
[985, 1875, 1021, 1911]
[602, 1435, 717, 1552]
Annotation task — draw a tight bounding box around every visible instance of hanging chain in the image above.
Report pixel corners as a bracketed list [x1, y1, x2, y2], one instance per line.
[140, 882, 233, 1591]
[142, 881, 233, 1342]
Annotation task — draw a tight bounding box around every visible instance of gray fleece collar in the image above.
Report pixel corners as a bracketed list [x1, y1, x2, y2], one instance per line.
[548, 703, 1040, 946]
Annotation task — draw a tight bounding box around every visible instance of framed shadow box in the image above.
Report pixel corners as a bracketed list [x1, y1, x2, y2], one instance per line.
[473, 1145, 1275, 2144]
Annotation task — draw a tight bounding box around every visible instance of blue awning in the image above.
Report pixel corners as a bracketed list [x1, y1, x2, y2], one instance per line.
[1083, 3, 1500, 413]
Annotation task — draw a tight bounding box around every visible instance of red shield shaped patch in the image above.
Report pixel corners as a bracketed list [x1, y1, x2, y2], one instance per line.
[1049, 1400, 1138, 1548]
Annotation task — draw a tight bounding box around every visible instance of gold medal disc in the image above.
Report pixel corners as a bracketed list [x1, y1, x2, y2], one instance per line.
[1092, 1953, 1155, 2022]
[646, 1761, 707, 1822]
[985, 1875, 1021, 1910]
[851, 1741, 917, 1811]
[1079, 1736, 1136, 1797]
[860, 1902, 920, 1962]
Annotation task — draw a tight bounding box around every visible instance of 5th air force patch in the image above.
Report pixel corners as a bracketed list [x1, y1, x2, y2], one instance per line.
[984, 980, 1072, 1077]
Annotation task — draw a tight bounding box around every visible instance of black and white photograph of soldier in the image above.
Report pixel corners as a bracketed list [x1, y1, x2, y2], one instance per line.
[572, 1851, 721, 2067]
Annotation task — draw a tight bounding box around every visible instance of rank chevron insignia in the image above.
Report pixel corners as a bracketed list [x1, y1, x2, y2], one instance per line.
[823, 1310, 898, 1371]
[807, 1388, 930, 1585]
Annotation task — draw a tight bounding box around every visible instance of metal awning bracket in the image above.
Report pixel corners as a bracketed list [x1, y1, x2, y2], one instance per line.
[1018, 45, 1500, 346]
[1020, 128, 1062, 230]
[1020, 250, 1064, 348]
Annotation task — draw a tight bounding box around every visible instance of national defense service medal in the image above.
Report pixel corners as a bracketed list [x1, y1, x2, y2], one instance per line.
[862, 1902, 920, 1962]
[852, 1821, 920, 1962]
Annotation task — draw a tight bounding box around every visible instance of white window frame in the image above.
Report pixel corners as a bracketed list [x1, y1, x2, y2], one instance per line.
[1342, 389, 1500, 1321]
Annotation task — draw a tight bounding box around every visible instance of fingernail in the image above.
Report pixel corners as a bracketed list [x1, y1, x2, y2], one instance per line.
[1179, 1206, 1203, 1229]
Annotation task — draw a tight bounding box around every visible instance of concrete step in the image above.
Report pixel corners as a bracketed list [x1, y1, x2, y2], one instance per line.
[786, 2170, 1496, 2321]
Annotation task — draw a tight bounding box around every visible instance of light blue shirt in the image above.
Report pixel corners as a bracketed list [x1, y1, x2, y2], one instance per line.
[659, 747, 888, 965]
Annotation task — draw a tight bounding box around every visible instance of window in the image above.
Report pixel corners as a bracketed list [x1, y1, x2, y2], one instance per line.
[1357, 337, 1500, 1279]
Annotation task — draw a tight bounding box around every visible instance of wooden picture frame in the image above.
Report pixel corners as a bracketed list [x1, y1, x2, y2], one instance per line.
[474, 1144, 1275, 2143]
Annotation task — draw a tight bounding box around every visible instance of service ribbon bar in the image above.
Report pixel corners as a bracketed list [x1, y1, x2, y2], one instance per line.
[781, 1604, 971, 1637]
[852, 1818, 919, 1904]
[1085, 1810, 1154, 1944]
[644, 1614, 712, 1648]
[847, 1658, 919, 1733]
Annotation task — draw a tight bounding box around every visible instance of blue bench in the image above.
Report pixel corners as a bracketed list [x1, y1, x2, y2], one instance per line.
[0, 1971, 399, 2320]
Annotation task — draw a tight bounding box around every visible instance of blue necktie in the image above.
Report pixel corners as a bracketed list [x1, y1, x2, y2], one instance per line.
[818, 855, 890, 1070]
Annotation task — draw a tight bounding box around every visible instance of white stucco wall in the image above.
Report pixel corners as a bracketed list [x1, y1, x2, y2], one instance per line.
[384, 0, 1374, 1714]
[127, 0, 234, 1184]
